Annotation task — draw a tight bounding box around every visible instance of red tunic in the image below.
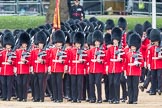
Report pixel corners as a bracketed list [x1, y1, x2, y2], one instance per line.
[31, 48, 48, 73]
[105, 45, 124, 74]
[15, 49, 31, 74]
[88, 47, 105, 74]
[0, 49, 16, 76]
[124, 51, 144, 76]
[69, 48, 87, 75]
[149, 45, 162, 70]
[49, 47, 68, 73]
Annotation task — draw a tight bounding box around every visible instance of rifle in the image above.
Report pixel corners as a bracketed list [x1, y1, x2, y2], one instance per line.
[37, 37, 49, 60]
[132, 50, 143, 65]
[128, 50, 142, 66]
[53, 45, 67, 63]
[91, 45, 105, 63]
[77, 47, 87, 62]
[21, 45, 32, 63]
[154, 42, 162, 59]
[7, 38, 19, 62]
[115, 42, 125, 61]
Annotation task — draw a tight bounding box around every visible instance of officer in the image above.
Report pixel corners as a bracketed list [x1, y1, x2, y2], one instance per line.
[70, 0, 85, 20]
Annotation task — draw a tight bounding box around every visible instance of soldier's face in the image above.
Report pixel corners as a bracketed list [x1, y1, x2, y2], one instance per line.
[6, 44, 12, 49]
[95, 41, 100, 47]
[74, 0, 79, 5]
[56, 42, 63, 48]
[22, 43, 27, 49]
[113, 39, 119, 46]
[75, 43, 81, 48]
[38, 43, 44, 49]
[152, 41, 159, 46]
[106, 29, 112, 34]
[131, 46, 136, 52]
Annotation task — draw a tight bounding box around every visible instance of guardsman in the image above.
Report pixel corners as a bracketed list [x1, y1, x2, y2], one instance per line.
[148, 29, 162, 95]
[124, 33, 144, 104]
[103, 33, 112, 102]
[88, 30, 105, 103]
[63, 31, 72, 101]
[70, 0, 85, 20]
[15, 32, 31, 102]
[69, 32, 86, 103]
[105, 27, 123, 104]
[31, 31, 48, 102]
[0, 32, 15, 101]
[49, 30, 67, 103]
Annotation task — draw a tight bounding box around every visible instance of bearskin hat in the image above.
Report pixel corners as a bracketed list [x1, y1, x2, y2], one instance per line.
[118, 17, 127, 30]
[88, 23, 94, 33]
[97, 20, 105, 32]
[146, 28, 152, 40]
[111, 27, 122, 42]
[134, 24, 143, 37]
[61, 25, 68, 32]
[34, 30, 47, 45]
[19, 32, 31, 48]
[105, 19, 115, 30]
[26, 28, 32, 34]
[74, 32, 85, 46]
[29, 29, 37, 37]
[150, 29, 161, 42]
[92, 22, 98, 30]
[79, 21, 87, 32]
[126, 30, 134, 44]
[92, 30, 103, 44]
[66, 19, 75, 25]
[52, 30, 65, 44]
[87, 33, 93, 45]
[89, 17, 98, 23]
[70, 32, 76, 44]
[104, 33, 112, 45]
[64, 31, 71, 44]
[45, 23, 52, 30]
[3, 32, 15, 48]
[128, 33, 141, 50]
[143, 21, 152, 32]
[3, 29, 12, 35]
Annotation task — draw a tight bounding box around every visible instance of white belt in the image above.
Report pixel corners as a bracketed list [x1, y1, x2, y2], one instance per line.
[52, 59, 64, 63]
[18, 61, 25, 64]
[2, 62, 10, 65]
[72, 60, 80, 63]
[110, 59, 121, 62]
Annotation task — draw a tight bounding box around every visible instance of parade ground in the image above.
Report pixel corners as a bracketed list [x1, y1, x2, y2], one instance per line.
[0, 83, 162, 108]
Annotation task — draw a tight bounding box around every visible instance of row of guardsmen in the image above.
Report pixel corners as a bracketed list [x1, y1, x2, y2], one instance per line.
[0, 17, 162, 104]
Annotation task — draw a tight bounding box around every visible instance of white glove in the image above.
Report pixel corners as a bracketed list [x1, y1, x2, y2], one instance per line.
[48, 66, 51, 73]
[14, 67, 17, 76]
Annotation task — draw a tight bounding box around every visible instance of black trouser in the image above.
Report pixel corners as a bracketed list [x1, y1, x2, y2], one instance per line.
[89, 73, 102, 101]
[17, 74, 29, 100]
[143, 70, 151, 89]
[140, 67, 147, 82]
[71, 75, 83, 101]
[127, 76, 139, 103]
[82, 74, 90, 100]
[45, 74, 52, 97]
[30, 74, 35, 98]
[120, 73, 127, 99]
[103, 74, 109, 100]
[109, 73, 121, 102]
[34, 73, 45, 101]
[0, 75, 2, 97]
[1, 75, 14, 100]
[63, 73, 71, 99]
[51, 73, 63, 101]
[151, 69, 162, 93]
